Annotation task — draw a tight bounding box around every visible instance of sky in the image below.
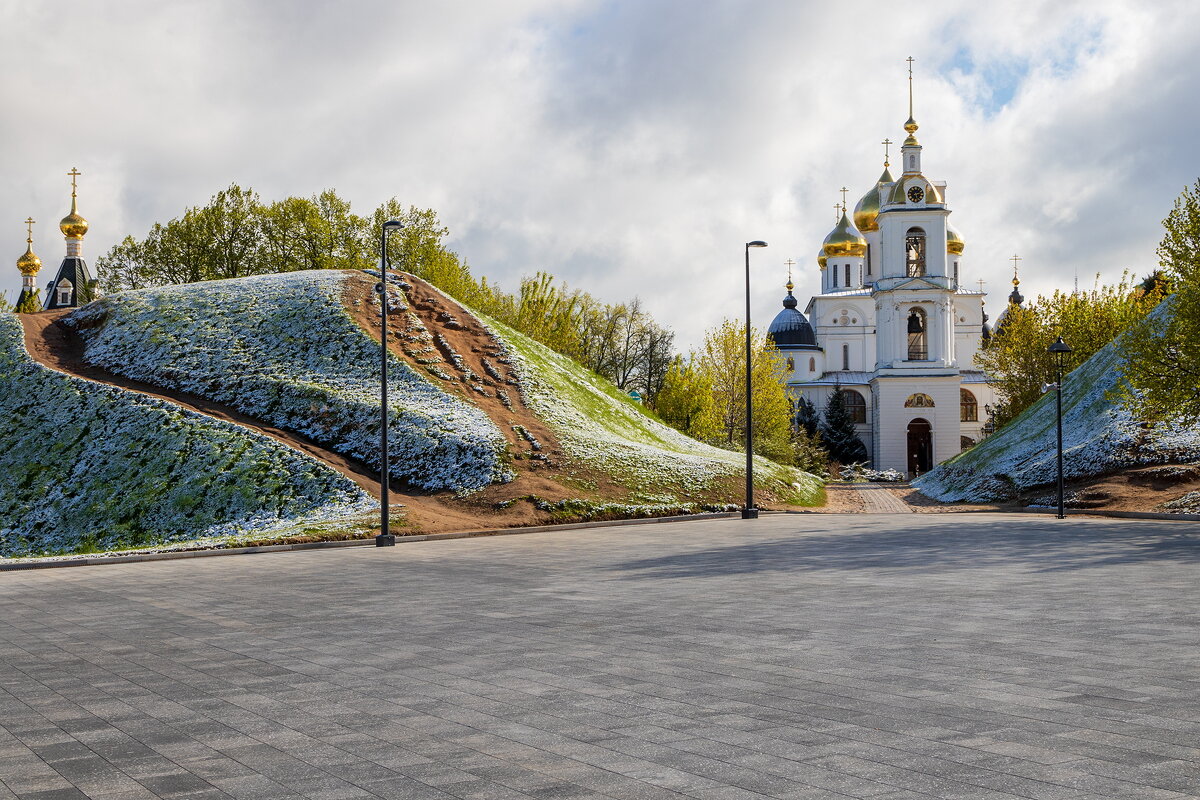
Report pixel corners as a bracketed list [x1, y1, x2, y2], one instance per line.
[1, 0, 1198, 350]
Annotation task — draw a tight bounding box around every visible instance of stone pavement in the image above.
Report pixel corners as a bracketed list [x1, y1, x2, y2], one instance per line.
[1, 513, 1199, 800]
[849, 485, 913, 514]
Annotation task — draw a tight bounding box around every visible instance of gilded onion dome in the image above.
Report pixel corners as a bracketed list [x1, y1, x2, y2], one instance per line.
[60, 168, 88, 240]
[817, 247, 827, 269]
[16, 218, 41, 276]
[946, 222, 965, 255]
[853, 165, 895, 233]
[16, 242, 41, 276]
[822, 210, 867, 258]
[60, 198, 88, 240]
[887, 178, 943, 206]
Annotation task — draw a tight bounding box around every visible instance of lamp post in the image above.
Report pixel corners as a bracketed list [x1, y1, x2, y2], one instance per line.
[743, 240, 768, 520]
[376, 220, 405, 547]
[1048, 335, 1072, 520]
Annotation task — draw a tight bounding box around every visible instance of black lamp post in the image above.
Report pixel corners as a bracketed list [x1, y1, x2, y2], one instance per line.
[743, 240, 768, 520]
[1048, 335, 1072, 519]
[376, 220, 405, 547]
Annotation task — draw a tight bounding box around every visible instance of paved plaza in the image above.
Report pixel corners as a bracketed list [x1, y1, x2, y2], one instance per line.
[1, 513, 1199, 800]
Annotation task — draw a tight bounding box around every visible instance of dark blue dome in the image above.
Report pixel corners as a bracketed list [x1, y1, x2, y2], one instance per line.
[768, 292, 819, 349]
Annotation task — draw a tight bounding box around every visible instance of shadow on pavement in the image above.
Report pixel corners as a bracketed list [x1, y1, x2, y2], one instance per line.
[607, 517, 1200, 579]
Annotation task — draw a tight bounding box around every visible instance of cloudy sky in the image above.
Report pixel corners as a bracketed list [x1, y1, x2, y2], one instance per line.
[1, 0, 1197, 349]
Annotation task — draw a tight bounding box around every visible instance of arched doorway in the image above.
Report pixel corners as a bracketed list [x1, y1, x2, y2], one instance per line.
[907, 418, 932, 476]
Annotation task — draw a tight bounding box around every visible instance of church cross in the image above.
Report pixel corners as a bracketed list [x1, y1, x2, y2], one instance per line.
[1009, 253, 1022, 282]
[839, 186, 849, 209]
[906, 56, 915, 118]
[881, 138, 893, 167]
[24, 217, 35, 241]
[977, 278, 986, 293]
[68, 167, 81, 196]
[834, 203, 841, 222]
[784, 258, 795, 278]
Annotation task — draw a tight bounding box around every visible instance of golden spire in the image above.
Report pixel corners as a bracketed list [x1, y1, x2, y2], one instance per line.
[881, 137, 892, 168]
[17, 217, 42, 276]
[60, 167, 89, 240]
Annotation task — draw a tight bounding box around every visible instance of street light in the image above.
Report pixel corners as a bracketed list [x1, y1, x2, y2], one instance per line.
[1048, 335, 1072, 520]
[376, 219, 405, 547]
[743, 240, 768, 520]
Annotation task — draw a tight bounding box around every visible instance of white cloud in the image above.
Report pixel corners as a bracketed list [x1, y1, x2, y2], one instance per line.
[1, 0, 1197, 350]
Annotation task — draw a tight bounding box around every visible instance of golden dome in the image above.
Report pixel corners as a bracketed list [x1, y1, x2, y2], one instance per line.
[946, 222, 965, 255]
[904, 116, 919, 134]
[16, 244, 41, 276]
[817, 248, 827, 269]
[60, 168, 88, 240]
[60, 200, 88, 240]
[822, 211, 867, 258]
[853, 165, 895, 233]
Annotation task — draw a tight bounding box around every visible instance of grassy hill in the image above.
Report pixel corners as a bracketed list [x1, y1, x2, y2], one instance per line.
[915, 306, 1200, 502]
[1, 269, 820, 556]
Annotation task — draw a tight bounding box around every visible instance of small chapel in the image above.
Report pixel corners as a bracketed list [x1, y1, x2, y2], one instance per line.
[13, 168, 96, 312]
[768, 62, 1005, 476]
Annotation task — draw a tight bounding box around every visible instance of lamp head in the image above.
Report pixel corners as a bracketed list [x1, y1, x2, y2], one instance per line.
[382, 219, 405, 230]
[1048, 336, 1072, 354]
[746, 240, 767, 248]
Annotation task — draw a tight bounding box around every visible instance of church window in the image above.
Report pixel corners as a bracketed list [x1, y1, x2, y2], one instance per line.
[906, 307, 927, 360]
[960, 388, 978, 421]
[808, 357, 815, 372]
[842, 343, 850, 370]
[905, 228, 926, 276]
[844, 264, 851, 287]
[904, 393, 935, 408]
[839, 389, 867, 424]
[786, 357, 795, 372]
[866, 246, 872, 275]
[953, 261, 959, 283]
[56, 279, 73, 306]
[832, 264, 838, 288]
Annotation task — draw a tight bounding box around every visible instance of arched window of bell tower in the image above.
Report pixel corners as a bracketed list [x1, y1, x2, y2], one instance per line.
[906, 307, 927, 361]
[905, 228, 926, 277]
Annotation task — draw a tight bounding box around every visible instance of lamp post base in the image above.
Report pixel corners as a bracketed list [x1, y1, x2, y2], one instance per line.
[375, 534, 396, 547]
[741, 508, 759, 519]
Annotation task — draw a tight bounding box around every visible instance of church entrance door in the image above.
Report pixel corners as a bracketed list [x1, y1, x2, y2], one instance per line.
[907, 418, 932, 476]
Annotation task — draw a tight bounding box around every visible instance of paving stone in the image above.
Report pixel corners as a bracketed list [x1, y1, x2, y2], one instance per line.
[1, 514, 1198, 799]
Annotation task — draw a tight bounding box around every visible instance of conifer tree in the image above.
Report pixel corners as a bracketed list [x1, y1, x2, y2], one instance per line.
[15, 290, 41, 314]
[820, 384, 868, 465]
[794, 395, 820, 437]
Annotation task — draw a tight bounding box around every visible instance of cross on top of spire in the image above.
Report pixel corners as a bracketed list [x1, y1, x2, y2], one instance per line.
[24, 217, 35, 242]
[881, 138, 892, 167]
[68, 167, 81, 197]
[1010, 254, 1022, 285]
[839, 186, 849, 209]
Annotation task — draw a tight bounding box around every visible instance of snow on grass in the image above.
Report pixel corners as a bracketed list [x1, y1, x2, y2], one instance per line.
[65, 271, 510, 491]
[916, 305, 1200, 502]
[473, 312, 823, 505]
[0, 313, 371, 558]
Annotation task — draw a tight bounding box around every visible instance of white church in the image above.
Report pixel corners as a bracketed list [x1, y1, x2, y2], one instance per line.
[768, 75, 999, 475]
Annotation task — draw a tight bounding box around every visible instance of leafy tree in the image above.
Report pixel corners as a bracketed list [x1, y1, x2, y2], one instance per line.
[821, 383, 868, 465]
[653, 355, 719, 440]
[697, 319, 794, 462]
[978, 274, 1162, 427]
[1122, 179, 1200, 421]
[0, 292, 13, 313]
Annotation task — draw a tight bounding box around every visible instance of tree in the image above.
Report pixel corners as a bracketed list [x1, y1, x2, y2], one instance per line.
[0, 292, 12, 313]
[978, 274, 1162, 427]
[791, 426, 829, 475]
[821, 383, 868, 465]
[653, 356, 720, 441]
[794, 395, 820, 437]
[1122, 179, 1200, 421]
[15, 290, 41, 314]
[696, 319, 794, 462]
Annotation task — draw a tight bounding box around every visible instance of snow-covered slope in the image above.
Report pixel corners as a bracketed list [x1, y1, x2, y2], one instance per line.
[483, 314, 820, 502]
[66, 271, 510, 491]
[0, 314, 370, 557]
[915, 308, 1200, 502]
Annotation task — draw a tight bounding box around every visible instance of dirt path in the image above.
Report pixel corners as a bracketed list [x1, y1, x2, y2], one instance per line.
[852, 483, 914, 513]
[18, 310, 490, 533]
